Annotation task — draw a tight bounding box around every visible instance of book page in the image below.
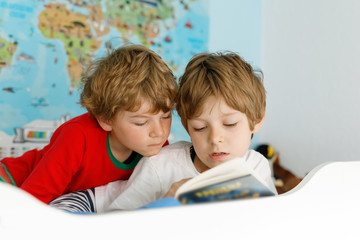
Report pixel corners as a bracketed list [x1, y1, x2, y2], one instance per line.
[175, 157, 263, 197]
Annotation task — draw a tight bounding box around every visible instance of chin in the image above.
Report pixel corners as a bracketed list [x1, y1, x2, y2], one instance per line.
[141, 148, 162, 157]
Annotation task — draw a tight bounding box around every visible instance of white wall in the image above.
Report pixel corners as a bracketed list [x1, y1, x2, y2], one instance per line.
[261, 0, 360, 177]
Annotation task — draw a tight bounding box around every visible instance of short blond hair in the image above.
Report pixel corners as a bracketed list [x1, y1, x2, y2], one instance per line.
[80, 44, 177, 122]
[176, 52, 265, 131]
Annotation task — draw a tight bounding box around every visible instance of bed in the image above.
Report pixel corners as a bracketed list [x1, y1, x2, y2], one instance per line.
[1, 161, 359, 239]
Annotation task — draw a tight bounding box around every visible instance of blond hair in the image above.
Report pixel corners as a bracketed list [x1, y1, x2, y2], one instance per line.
[176, 52, 265, 131]
[80, 44, 177, 122]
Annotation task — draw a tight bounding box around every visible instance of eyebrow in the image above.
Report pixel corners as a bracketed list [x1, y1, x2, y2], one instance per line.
[128, 111, 171, 118]
[191, 112, 240, 121]
[128, 115, 150, 118]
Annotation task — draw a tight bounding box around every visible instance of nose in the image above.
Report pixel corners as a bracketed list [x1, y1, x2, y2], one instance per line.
[208, 126, 224, 144]
[149, 120, 165, 138]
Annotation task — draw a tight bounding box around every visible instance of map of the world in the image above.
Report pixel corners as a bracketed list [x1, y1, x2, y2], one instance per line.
[0, 0, 209, 143]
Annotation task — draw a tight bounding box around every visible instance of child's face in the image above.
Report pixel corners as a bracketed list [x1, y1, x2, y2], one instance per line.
[187, 96, 262, 172]
[100, 100, 172, 158]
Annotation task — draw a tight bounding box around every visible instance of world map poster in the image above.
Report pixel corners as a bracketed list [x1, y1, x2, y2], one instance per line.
[0, 0, 209, 144]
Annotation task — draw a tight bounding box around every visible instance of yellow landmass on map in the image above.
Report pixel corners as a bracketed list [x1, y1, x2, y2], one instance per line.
[38, 3, 106, 92]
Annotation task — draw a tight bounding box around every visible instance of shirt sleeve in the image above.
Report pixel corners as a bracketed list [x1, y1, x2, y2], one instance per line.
[98, 157, 163, 212]
[20, 123, 86, 203]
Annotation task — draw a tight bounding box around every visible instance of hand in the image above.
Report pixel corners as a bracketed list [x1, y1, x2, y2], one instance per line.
[163, 178, 192, 198]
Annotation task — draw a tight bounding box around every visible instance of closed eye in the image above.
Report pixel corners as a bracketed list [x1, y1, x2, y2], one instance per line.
[193, 126, 206, 131]
[224, 122, 238, 127]
[162, 114, 171, 119]
[134, 122, 147, 126]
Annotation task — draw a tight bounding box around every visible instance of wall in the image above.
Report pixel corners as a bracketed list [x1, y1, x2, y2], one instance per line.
[261, 0, 360, 177]
[208, 0, 261, 66]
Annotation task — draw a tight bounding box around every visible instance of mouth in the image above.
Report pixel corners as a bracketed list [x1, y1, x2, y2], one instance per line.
[148, 142, 162, 148]
[209, 152, 229, 160]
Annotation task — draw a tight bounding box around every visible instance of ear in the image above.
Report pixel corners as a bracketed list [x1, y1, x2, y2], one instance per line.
[252, 112, 266, 134]
[97, 117, 112, 132]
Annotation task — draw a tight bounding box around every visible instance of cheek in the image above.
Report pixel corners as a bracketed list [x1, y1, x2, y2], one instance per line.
[190, 135, 205, 154]
[121, 125, 146, 141]
[233, 125, 252, 139]
[164, 119, 172, 134]
[189, 131, 199, 144]
[232, 130, 252, 155]
[131, 127, 148, 139]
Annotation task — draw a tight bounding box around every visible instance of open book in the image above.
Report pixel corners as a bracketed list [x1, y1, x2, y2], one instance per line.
[174, 157, 275, 205]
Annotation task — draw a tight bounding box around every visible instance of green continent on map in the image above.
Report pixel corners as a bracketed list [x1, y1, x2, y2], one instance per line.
[0, 37, 17, 70]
